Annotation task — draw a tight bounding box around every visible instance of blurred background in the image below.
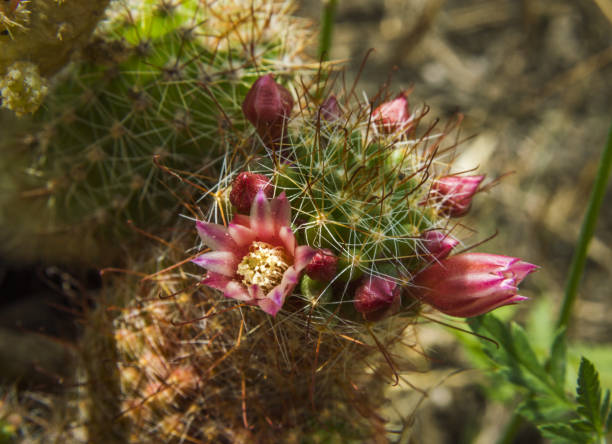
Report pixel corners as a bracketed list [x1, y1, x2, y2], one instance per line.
[1, 0, 611, 442]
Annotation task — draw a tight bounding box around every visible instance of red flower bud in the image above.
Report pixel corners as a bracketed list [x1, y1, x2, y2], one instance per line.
[420, 230, 459, 262]
[229, 172, 272, 214]
[354, 275, 402, 321]
[305, 248, 338, 282]
[242, 74, 293, 143]
[411, 253, 538, 317]
[429, 175, 484, 217]
[372, 92, 411, 133]
[319, 95, 341, 123]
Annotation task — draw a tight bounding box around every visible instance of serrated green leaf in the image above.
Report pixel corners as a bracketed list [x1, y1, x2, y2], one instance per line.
[539, 423, 593, 444]
[577, 357, 602, 430]
[518, 395, 574, 424]
[548, 328, 567, 390]
[510, 323, 551, 383]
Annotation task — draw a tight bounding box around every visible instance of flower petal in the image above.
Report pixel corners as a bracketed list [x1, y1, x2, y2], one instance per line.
[223, 280, 252, 301]
[250, 189, 275, 241]
[293, 245, 317, 271]
[196, 221, 237, 251]
[278, 225, 296, 255]
[270, 191, 291, 229]
[201, 272, 232, 292]
[259, 267, 300, 316]
[192, 251, 239, 277]
[228, 222, 256, 247]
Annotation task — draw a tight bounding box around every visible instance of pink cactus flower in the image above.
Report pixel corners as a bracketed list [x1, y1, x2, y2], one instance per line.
[354, 275, 402, 321]
[242, 74, 293, 144]
[420, 230, 459, 262]
[372, 92, 411, 133]
[229, 172, 272, 214]
[193, 190, 316, 316]
[411, 253, 538, 317]
[305, 248, 339, 282]
[429, 175, 485, 217]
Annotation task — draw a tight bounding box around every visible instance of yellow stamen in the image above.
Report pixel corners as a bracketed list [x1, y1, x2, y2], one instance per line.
[236, 242, 290, 294]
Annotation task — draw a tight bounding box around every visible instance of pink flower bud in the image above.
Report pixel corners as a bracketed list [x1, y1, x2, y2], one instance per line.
[372, 92, 411, 133]
[420, 230, 459, 262]
[229, 172, 272, 214]
[319, 95, 341, 123]
[354, 275, 402, 321]
[305, 248, 338, 282]
[430, 175, 484, 217]
[411, 253, 538, 317]
[242, 74, 293, 143]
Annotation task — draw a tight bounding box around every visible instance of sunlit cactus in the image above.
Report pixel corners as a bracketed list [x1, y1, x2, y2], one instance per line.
[0, 0, 110, 115]
[0, 0, 313, 265]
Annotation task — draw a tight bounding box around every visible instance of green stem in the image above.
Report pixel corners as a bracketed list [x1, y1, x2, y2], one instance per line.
[318, 0, 338, 62]
[556, 121, 612, 330]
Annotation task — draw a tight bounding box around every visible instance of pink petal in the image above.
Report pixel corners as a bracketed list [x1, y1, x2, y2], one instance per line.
[250, 189, 275, 241]
[509, 261, 539, 281]
[196, 221, 237, 251]
[270, 192, 291, 229]
[293, 245, 317, 271]
[259, 267, 300, 316]
[223, 280, 252, 302]
[192, 251, 239, 277]
[232, 214, 251, 228]
[278, 226, 296, 255]
[228, 222, 256, 247]
[201, 272, 232, 292]
[247, 284, 264, 302]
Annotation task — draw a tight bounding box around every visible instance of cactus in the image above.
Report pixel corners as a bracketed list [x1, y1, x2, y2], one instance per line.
[77, 77, 507, 443]
[0, 0, 313, 265]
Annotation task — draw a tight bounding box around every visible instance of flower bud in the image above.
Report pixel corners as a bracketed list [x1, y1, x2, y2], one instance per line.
[429, 175, 484, 217]
[319, 95, 341, 123]
[242, 74, 293, 143]
[354, 275, 401, 321]
[372, 92, 411, 133]
[229, 172, 272, 214]
[305, 248, 338, 282]
[420, 230, 459, 262]
[410, 252, 538, 317]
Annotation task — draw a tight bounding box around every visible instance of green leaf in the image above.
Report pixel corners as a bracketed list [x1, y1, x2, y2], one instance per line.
[518, 395, 574, 424]
[600, 389, 610, 432]
[548, 328, 567, 389]
[539, 423, 593, 444]
[576, 357, 603, 430]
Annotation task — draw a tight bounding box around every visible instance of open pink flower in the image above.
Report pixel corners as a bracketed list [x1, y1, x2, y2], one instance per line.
[411, 253, 538, 317]
[193, 190, 316, 316]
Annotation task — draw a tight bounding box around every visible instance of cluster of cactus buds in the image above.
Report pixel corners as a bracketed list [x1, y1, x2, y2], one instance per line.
[194, 75, 537, 323]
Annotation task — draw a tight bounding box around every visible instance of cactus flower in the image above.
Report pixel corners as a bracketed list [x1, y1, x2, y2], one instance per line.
[411, 253, 538, 317]
[429, 175, 484, 217]
[229, 172, 272, 214]
[193, 190, 316, 316]
[305, 248, 339, 282]
[354, 275, 402, 321]
[242, 74, 293, 144]
[420, 230, 459, 262]
[372, 92, 411, 133]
